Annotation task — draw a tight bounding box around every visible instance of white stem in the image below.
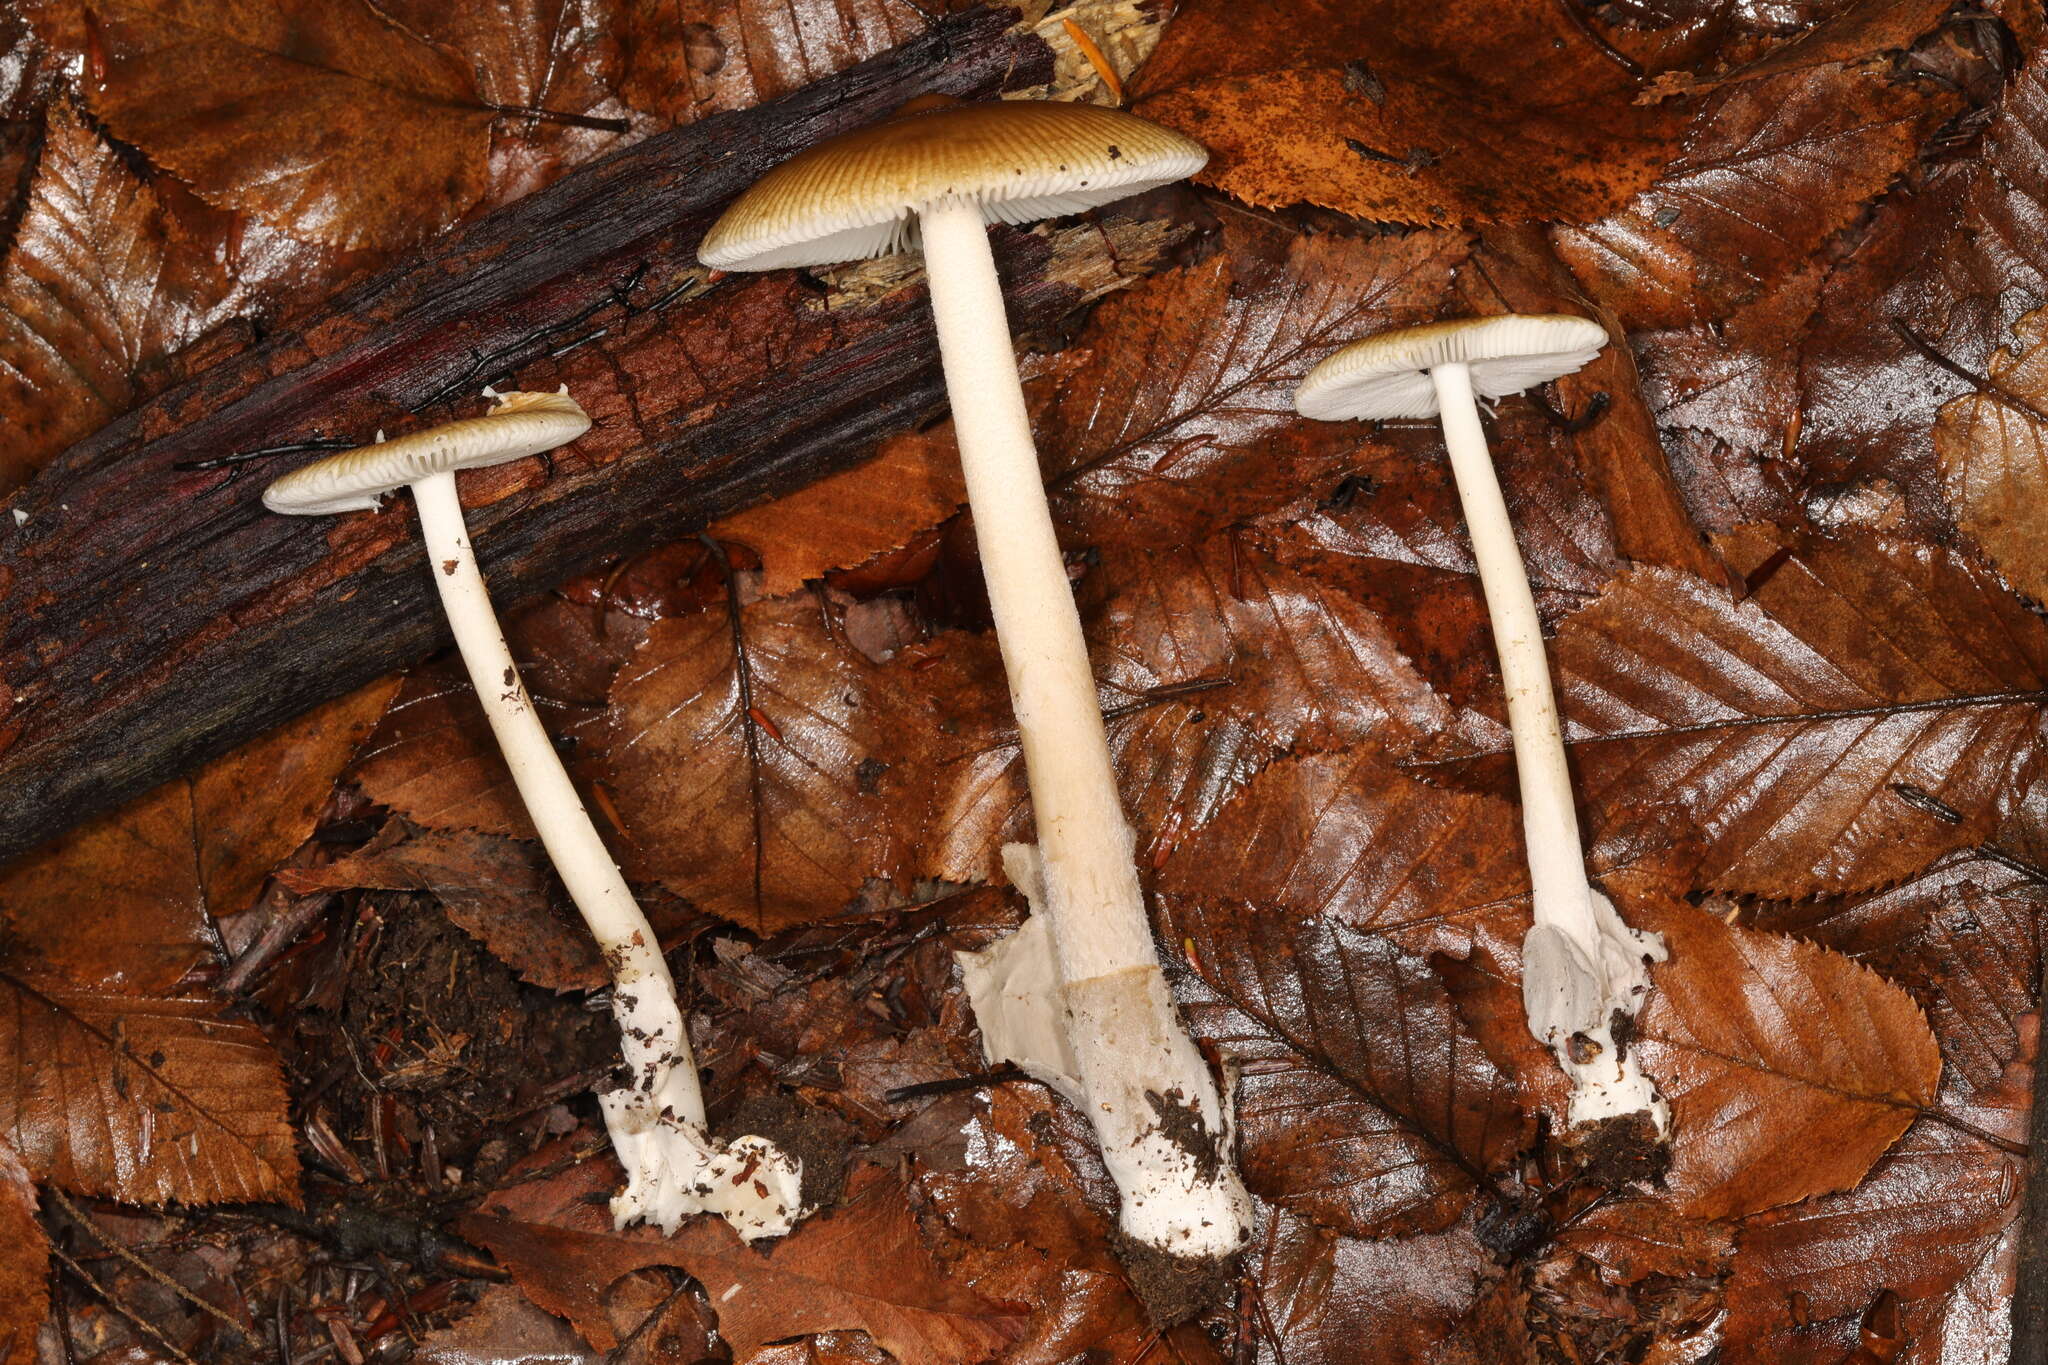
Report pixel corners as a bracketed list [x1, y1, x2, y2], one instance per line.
[1428, 364, 1668, 1133]
[1429, 363, 1595, 948]
[922, 200, 1249, 1258]
[411, 470, 702, 1127]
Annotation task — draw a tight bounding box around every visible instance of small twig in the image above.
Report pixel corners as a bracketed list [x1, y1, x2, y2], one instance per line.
[603, 1273, 691, 1365]
[482, 103, 630, 133]
[883, 1067, 1029, 1103]
[46, 1241, 201, 1365]
[46, 1188, 247, 1336]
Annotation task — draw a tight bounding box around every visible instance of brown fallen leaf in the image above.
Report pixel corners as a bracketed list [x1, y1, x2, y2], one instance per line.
[1246, 1208, 1495, 1365]
[1553, 64, 1947, 330]
[1160, 899, 1532, 1239]
[604, 592, 922, 931]
[1039, 224, 1468, 547]
[77, 0, 495, 250]
[1644, 0, 1954, 95]
[616, 0, 937, 126]
[711, 428, 966, 599]
[279, 824, 610, 992]
[464, 1152, 1025, 1362]
[1422, 533, 2048, 898]
[351, 661, 545, 840]
[0, 1139, 47, 1365]
[0, 676, 396, 994]
[1631, 895, 1943, 1220]
[0, 102, 238, 492]
[1130, 0, 1690, 225]
[1933, 303, 2048, 604]
[0, 978, 299, 1206]
[1158, 745, 1527, 962]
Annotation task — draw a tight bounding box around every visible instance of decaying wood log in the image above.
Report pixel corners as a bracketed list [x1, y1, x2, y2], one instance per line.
[0, 6, 1188, 865]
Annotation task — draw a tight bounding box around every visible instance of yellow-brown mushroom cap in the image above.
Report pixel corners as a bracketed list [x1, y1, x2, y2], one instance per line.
[1295, 315, 1609, 422]
[698, 101, 1206, 272]
[262, 391, 591, 517]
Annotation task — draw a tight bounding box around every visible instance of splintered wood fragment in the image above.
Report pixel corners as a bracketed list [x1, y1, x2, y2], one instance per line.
[0, 9, 1180, 866]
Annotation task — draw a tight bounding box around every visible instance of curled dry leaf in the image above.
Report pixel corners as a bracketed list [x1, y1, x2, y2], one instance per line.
[1130, 0, 1688, 225]
[77, 0, 495, 250]
[1160, 899, 1532, 1239]
[1423, 534, 2048, 898]
[1630, 896, 1943, 1220]
[0, 677, 396, 994]
[0, 102, 237, 493]
[1933, 303, 2048, 603]
[0, 1139, 47, 1365]
[464, 1150, 1024, 1363]
[604, 593, 921, 931]
[0, 979, 299, 1206]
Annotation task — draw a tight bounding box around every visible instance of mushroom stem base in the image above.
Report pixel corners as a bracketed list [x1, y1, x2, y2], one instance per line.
[600, 1091, 805, 1241]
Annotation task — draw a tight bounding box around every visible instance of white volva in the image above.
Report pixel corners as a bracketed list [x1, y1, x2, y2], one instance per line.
[1297, 318, 1669, 1132]
[265, 392, 803, 1237]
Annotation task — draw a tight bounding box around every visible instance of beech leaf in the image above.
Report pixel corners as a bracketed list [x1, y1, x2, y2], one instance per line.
[1130, 0, 1689, 224]
[0, 1139, 47, 1364]
[464, 1154, 1024, 1363]
[1631, 897, 1943, 1220]
[81, 0, 496, 249]
[0, 979, 300, 1206]
[604, 593, 920, 930]
[0, 102, 238, 492]
[1423, 534, 2048, 898]
[0, 678, 396, 994]
[1160, 899, 1531, 1238]
[1933, 303, 2048, 605]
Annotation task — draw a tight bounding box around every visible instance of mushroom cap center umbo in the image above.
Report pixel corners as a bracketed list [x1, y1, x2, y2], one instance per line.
[1295, 314, 1609, 423]
[698, 100, 1206, 272]
[262, 390, 592, 517]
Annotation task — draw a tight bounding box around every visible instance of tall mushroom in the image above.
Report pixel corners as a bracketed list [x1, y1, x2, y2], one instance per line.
[701, 101, 1252, 1272]
[263, 389, 803, 1239]
[1294, 316, 1670, 1132]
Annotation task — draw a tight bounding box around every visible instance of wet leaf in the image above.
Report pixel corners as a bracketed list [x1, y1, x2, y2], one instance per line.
[1933, 303, 2048, 604]
[604, 592, 921, 931]
[1423, 534, 2048, 898]
[0, 1139, 47, 1365]
[0, 677, 396, 994]
[1040, 226, 1468, 545]
[0, 979, 299, 1205]
[1158, 745, 1526, 961]
[81, 0, 495, 249]
[1631, 896, 1944, 1220]
[711, 428, 965, 599]
[465, 1153, 1025, 1362]
[1160, 899, 1532, 1238]
[616, 0, 934, 125]
[1245, 1210, 1492, 1365]
[0, 102, 237, 492]
[1553, 64, 1945, 330]
[1130, 0, 1690, 225]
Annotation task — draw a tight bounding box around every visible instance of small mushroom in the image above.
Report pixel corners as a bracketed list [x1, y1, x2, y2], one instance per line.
[702, 101, 1252, 1267]
[263, 390, 804, 1239]
[1294, 316, 1670, 1132]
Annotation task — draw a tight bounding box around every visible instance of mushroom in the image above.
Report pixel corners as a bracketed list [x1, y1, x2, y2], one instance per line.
[263, 389, 804, 1239]
[701, 101, 1252, 1268]
[1294, 316, 1670, 1132]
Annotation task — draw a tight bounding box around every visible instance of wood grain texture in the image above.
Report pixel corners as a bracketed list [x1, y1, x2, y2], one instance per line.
[0, 8, 1162, 866]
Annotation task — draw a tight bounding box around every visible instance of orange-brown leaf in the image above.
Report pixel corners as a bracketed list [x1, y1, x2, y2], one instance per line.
[1130, 0, 1688, 224]
[1632, 898, 1943, 1220]
[1933, 304, 2048, 605]
[0, 979, 299, 1206]
[464, 1154, 1024, 1362]
[1161, 900, 1531, 1238]
[0, 1139, 47, 1365]
[0, 677, 395, 994]
[83, 0, 494, 250]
